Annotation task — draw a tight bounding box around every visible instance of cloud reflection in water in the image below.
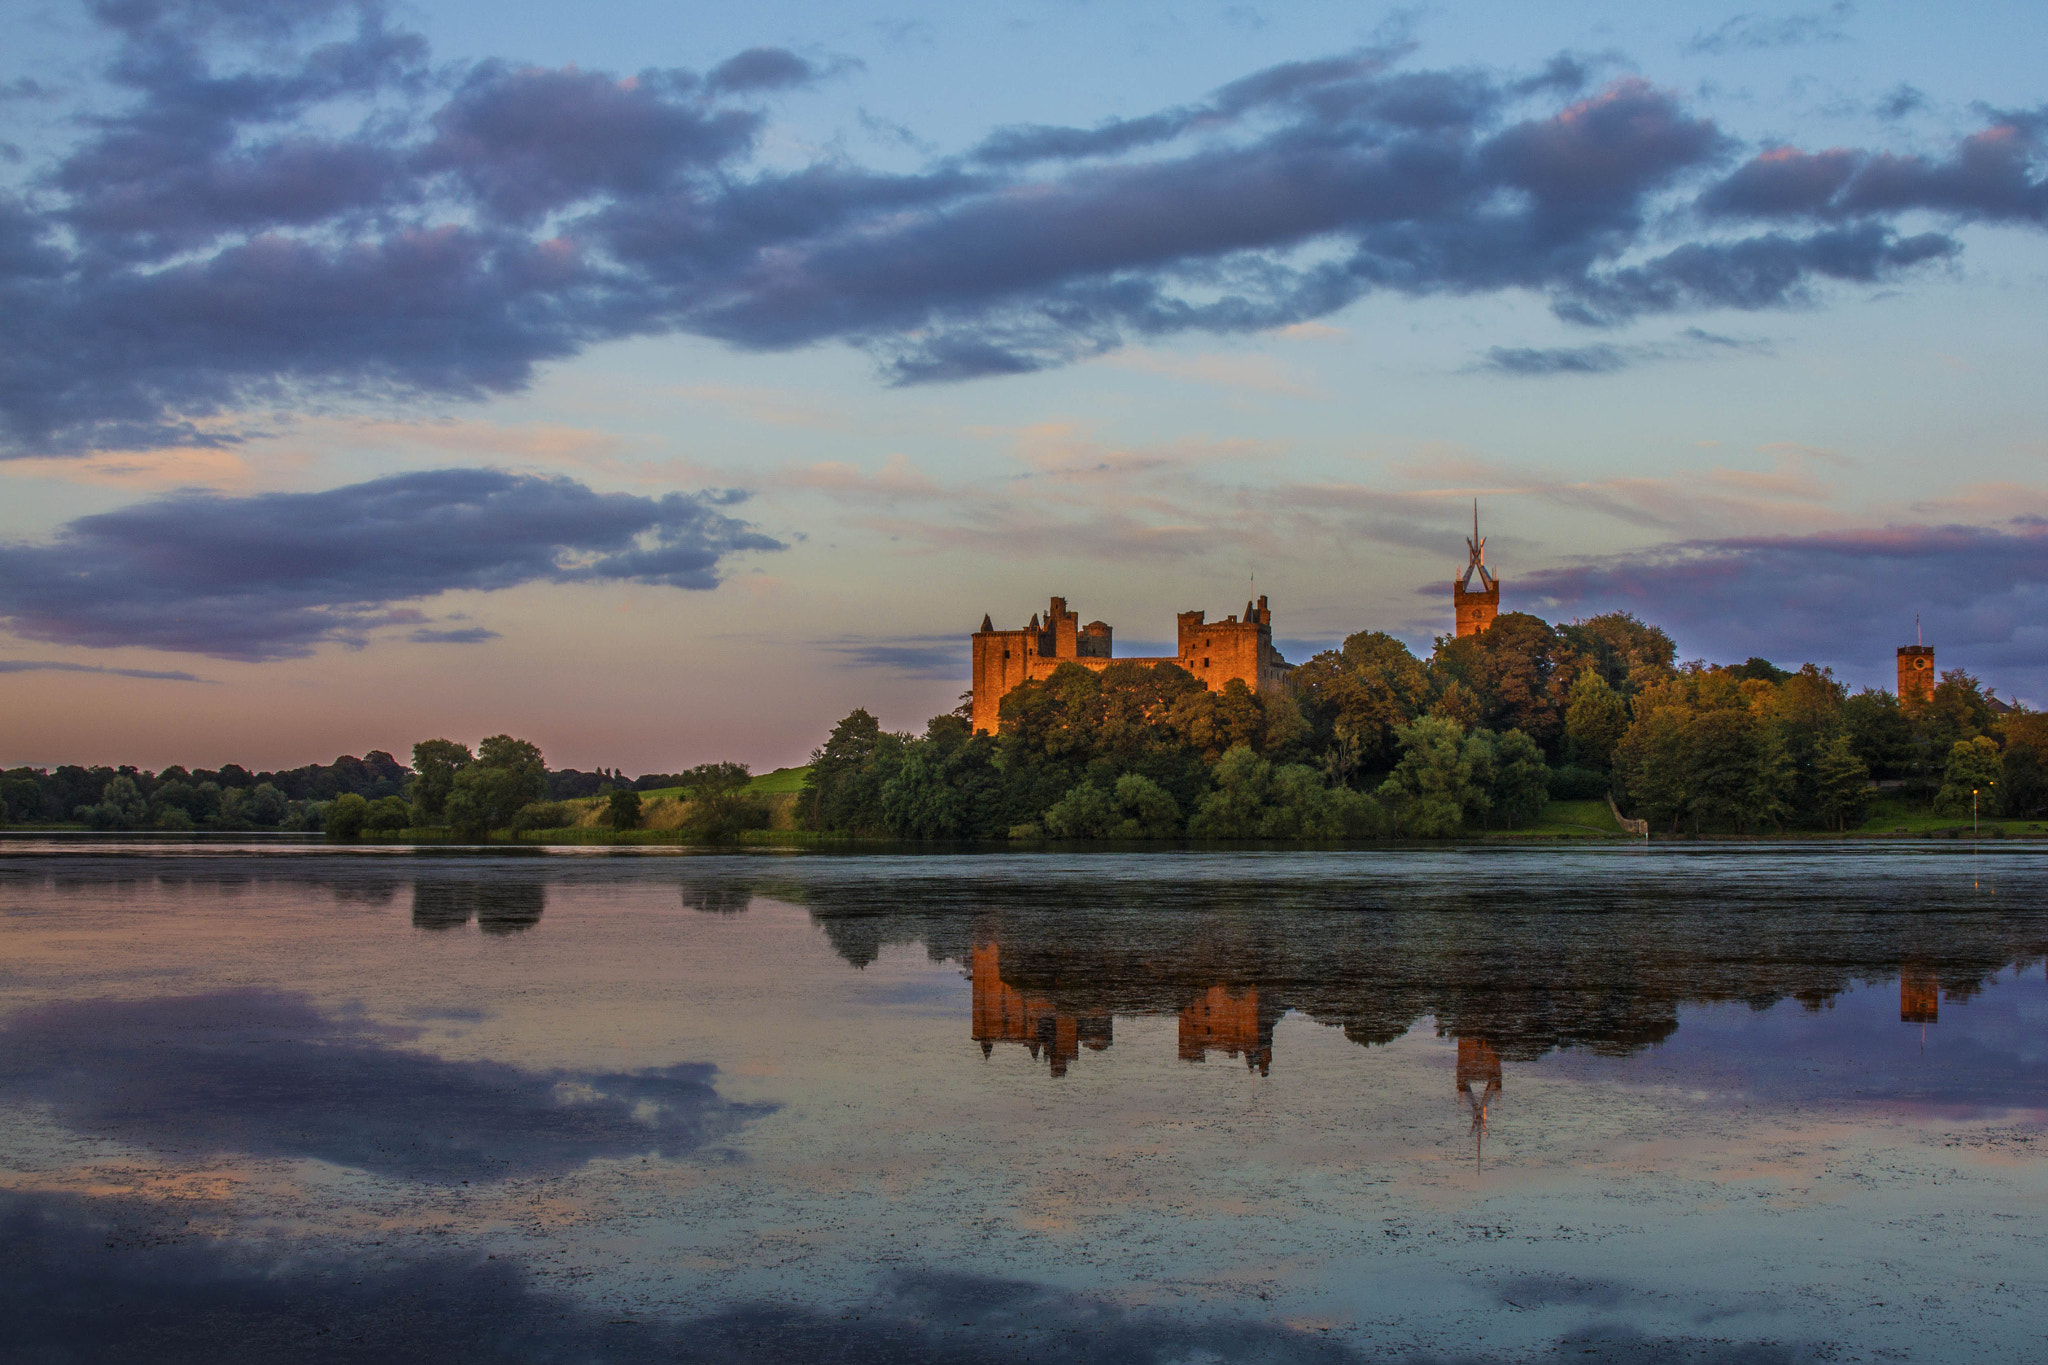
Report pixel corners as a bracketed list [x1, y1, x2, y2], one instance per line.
[0, 991, 769, 1180]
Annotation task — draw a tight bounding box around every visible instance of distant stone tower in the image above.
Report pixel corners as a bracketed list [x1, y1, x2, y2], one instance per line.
[1897, 616, 1934, 709]
[1453, 501, 1500, 637]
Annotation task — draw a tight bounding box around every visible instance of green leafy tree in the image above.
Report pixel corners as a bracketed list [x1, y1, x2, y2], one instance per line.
[409, 739, 473, 823]
[444, 740, 547, 837]
[1685, 709, 1793, 834]
[1614, 707, 1691, 832]
[1430, 612, 1568, 750]
[1293, 631, 1432, 777]
[1486, 728, 1551, 829]
[1841, 689, 1914, 779]
[1187, 746, 1373, 838]
[510, 801, 571, 832]
[364, 795, 412, 832]
[1043, 782, 1122, 838]
[1812, 733, 1871, 832]
[804, 708, 886, 830]
[607, 788, 643, 830]
[1997, 712, 2048, 818]
[1563, 668, 1629, 769]
[250, 782, 290, 827]
[1934, 736, 2002, 817]
[1557, 612, 1678, 694]
[1377, 717, 1477, 837]
[326, 792, 370, 839]
[1, 775, 45, 824]
[77, 775, 147, 830]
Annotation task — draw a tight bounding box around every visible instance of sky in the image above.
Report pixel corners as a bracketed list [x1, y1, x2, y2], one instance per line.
[1, 0, 2044, 773]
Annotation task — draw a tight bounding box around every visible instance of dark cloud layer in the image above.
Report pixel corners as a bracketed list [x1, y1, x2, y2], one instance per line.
[1520, 520, 2048, 694]
[3, 1, 2039, 453]
[0, 658, 210, 680]
[0, 468, 782, 659]
[1, 1192, 1824, 1364]
[0, 990, 769, 1180]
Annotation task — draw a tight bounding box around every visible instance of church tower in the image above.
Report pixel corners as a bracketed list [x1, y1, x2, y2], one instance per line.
[1897, 616, 1934, 709]
[1453, 501, 1500, 637]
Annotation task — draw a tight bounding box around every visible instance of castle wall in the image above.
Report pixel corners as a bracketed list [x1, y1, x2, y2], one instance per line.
[970, 595, 1291, 735]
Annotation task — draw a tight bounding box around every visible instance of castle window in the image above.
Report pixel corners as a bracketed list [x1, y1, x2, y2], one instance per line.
[1203, 658, 1210, 668]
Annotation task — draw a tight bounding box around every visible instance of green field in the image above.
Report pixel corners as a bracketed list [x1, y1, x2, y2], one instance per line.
[628, 766, 811, 804]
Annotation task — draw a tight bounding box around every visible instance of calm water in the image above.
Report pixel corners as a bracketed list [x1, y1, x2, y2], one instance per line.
[3, 843, 2046, 1363]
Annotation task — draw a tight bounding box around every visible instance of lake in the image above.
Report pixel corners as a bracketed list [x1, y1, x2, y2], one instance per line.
[3, 842, 2045, 1363]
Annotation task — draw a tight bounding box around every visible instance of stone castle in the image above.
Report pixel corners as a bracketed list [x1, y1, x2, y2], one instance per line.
[969, 506, 1510, 733]
[967, 511, 1963, 734]
[970, 593, 1293, 735]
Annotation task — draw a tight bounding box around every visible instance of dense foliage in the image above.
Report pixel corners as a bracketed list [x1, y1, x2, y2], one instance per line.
[799, 610, 2045, 840]
[0, 736, 759, 837]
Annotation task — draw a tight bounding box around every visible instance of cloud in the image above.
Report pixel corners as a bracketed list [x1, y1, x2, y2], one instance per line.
[0, 990, 770, 1181]
[1701, 121, 2048, 223]
[1480, 343, 1629, 375]
[818, 634, 966, 678]
[0, 659, 211, 681]
[406, 626, 499, 644]
[1518, 519, 2048, 694]
[0, 1190, 1828, 1365]
[1684, 4, 1853, 55]
[2, 8, 2030, 454]
[1474, 327, 1770, 375]
[0, 468, 783, 660]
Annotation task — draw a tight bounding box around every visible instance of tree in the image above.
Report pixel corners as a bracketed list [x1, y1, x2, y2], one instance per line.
[1934, 736, 2002, 817]
[1998, 712, 2048, 819]
[1811, 733, 1871, 832]
[1377, 717, 1477, 837]
[1558, 612, 1677, 694]
[410, 739, 473, 822]
[250, 782, 290, 826]
[1563, 669, 1628, 769]
[1430, 612, 1568, 750]
[445, 761, 543, 836]
[477, 736, 547, 800]
[1614, 707, 1691, 832]
[364, 795, 412, 832]
[76, 775, 147, 830]
[326, 792, 369, 839]
[1685, 709, 1792, 834]
[607, 788, 643, 830]
[1293, 631, 1432, 776]
[1921, 669, 1994, 756]
[1841, 689, 1914, 779]
[1486, 729, 1551, 829]
[804, 708, 885, 830]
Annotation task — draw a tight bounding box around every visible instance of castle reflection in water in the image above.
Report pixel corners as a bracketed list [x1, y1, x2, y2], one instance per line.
[964, 936, 1988, 1105]
[971, 943, 1273, 1077]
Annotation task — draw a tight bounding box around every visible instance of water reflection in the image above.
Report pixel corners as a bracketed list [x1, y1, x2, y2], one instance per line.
[412, 879, 546, 934]
[0, 990, 767, 1180]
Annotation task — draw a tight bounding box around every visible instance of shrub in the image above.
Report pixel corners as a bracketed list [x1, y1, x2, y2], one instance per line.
[510, 801, 572, 833]
[364, 795, 412, 833]
[325, 793, 369, 839]
[607, 788, 643, 830]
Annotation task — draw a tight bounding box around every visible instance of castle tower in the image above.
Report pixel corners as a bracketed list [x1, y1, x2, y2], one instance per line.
[1897, 617, 1934, 709]
[1453, 501, 1500, 637]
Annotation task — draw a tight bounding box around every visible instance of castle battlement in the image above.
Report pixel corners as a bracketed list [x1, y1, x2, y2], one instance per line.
[970, 594, 1291, 735]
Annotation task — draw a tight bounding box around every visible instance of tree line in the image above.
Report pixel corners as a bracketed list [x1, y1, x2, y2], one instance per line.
[0, 740, 765, 837]
[799, 611, 2047, 839]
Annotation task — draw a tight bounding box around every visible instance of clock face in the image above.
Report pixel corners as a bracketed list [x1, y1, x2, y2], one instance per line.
[1916, 658, 1931, 670]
